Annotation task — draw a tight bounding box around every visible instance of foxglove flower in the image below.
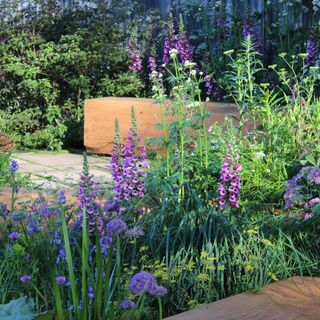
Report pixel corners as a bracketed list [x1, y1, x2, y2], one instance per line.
[104, 200, 119, 213]
[128, 38, 142, 72]
[243, 16, 254, 39]
[111, 114, 148, 201]
[304, 197, 320, 208]
[217, 155, 241, 209]
[77, 155, 102, 235]
[148, 49, 157, 79]
[306, 33, 319, 67]
[163, 32, 172, 65]
[217, 16, 230, 41]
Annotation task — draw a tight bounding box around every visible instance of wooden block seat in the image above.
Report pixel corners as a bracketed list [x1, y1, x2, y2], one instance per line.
[84, 97, 238, 155]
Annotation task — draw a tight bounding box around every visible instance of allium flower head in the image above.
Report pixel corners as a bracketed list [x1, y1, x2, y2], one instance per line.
[106, 218, 127, 236]
[149, 285, 168, 297]
[120, 299, 136, 310]
[126, 226, 144, 239]
[130, 271, 157, 294]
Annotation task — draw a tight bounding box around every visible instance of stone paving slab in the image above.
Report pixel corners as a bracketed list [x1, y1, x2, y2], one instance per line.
[11, 151, 112, 189]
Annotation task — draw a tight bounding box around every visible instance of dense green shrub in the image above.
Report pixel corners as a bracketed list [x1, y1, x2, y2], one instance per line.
[0, 1, 149, 150]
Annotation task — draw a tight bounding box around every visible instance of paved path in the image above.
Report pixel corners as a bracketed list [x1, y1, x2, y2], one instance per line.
[12, 151, 112, 189]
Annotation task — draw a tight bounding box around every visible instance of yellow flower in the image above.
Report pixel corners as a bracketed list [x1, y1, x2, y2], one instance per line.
[139, 246, 148, 253]
[184, 262, 195, 272]
[261, 239, 274, 247]
[207, 257, 216, 262]
[268, 272, 279, 282]
[246, 228, 258, 235]
[244, 262, 255, 272]
[197, 273, 209, 282]
[217, 265, 225, 271]
[200, 251, 208, 259]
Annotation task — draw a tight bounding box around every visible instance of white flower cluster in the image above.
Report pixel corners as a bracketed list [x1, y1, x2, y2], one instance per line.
[313, 0, 320, 12]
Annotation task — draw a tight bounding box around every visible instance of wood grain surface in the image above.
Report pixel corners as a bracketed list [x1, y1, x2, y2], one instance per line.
[165, 277, 320, 320]
[84, 97, 238, 154]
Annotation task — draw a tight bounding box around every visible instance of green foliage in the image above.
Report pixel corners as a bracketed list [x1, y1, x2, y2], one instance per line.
[0, 1, 152, 150]
[0, 297, 37, 320]
[0, 153, 9, 186]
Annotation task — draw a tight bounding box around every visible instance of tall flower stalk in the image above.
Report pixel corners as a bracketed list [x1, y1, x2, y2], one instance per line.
[112, 107, 148, 201]
[217, 153, 242, 209]
[149, 49, 171, 177]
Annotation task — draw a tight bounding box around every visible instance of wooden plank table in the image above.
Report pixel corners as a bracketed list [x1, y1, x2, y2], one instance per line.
[165, 277, 320, 320]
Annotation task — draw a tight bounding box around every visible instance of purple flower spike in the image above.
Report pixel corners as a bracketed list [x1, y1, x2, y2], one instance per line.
[56, 276, 66, 285]
[128, 38, 142, 72]
[20, 275, 32, 283]
[120, 299, 136, 310]
[8, 160, 19, 173]
[217, 154, 242, 209]
[130, 271, 157, 294]
[8, 232, 20, 240]
[306, 33, 319, 67]
[111, 127, 148, 201]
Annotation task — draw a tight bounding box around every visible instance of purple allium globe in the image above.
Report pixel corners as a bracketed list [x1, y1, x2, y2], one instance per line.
[56, 276, 66, 285]
[126, 226, 144, 240]
[130, 271, 157, 294]
[119, 299, 136, 310]
[20, 275, 32, 283]
[149, 285, 168, 297]
[106, 218, 127, 235]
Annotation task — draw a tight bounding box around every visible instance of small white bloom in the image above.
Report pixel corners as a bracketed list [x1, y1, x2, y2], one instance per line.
[191, 69, 197, 76]
[169, 48, 178, 58]
[199, 71, 203, 76]
[184, 60, 196, 69]
[255, 152, 265, 158]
